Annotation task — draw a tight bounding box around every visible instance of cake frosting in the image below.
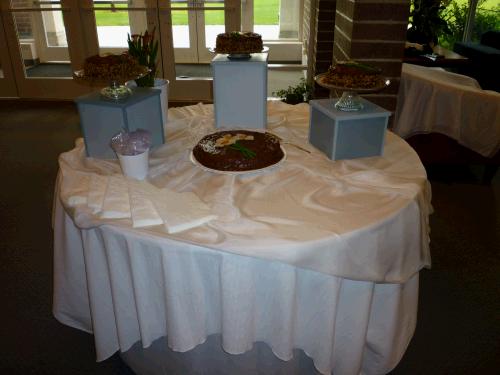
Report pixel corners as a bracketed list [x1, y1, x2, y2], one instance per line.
[192, 130, 284, 172]
[215, 32, 263, 54]
[322, 61, 384, 89]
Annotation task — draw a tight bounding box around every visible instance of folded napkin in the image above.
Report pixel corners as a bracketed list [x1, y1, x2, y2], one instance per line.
[151, 188, 217, 234]
[127, 179, 163, 228]
[100, 175, 131, 219]
[87, 174, 109, 214]
[60, 167, 216, 232]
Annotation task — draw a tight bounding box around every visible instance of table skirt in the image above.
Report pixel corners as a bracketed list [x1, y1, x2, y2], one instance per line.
[53, 198, 419, 375]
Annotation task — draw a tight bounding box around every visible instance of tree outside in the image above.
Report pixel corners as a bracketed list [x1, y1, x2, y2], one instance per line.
[439, 0, 499, 48]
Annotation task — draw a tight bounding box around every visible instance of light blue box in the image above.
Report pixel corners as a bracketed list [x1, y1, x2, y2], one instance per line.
[75, 88, 164, 159]
[211, 53, 268, 129]
[309, 98, 391, 160]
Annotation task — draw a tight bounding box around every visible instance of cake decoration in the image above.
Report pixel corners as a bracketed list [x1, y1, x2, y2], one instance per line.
[215, 133, 254, 147]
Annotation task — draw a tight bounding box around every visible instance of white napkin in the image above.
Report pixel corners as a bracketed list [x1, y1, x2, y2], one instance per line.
[151, 188, 217, 234]
[127, 179, 163, 228]
[87, 174, 109, 214]
[100, 175, 131, 219]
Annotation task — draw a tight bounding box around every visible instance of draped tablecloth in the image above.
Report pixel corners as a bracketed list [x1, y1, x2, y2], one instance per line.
[53, 101, 432, 375]
[393, 63, 500, 157]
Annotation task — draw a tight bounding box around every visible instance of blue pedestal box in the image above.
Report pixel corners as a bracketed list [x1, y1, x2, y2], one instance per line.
[211, 53, 268, 129]
[75, 88, 164, 159]
[308, 98, 391, 160]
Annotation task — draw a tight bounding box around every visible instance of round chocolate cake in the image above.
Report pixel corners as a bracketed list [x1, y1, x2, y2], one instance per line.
[322, 61, 384, 89]
[82, 53, 144, 81]
[192, 130, 284, 172]
[215, 32, 263, 54]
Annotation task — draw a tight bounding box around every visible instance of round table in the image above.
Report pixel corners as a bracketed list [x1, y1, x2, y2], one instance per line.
[53, 101, 432, 375]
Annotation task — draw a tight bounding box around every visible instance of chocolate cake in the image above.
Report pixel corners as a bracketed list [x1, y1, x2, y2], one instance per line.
[322, 61, 384, 89]
[215, 32, 263, 54]
[192, 130, 284, 172]
[83, 53, 144, 81]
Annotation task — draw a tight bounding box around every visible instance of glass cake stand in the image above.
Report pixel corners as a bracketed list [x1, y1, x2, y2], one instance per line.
[73, 67, 149, 101]
[315, 73, 390, 111]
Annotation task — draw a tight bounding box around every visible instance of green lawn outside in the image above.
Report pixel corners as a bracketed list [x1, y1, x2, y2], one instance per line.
[95, 0, 279, 27]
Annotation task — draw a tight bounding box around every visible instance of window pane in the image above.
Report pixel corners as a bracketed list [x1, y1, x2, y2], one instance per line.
[172, 2, 190, 48]
[253, 0, 300, 40]
[204, 1, 224, 48]
[93, 0, 147, 53]
[254, 0, 279, 39]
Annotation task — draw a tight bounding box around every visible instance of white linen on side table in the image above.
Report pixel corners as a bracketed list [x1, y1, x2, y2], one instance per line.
[393, 63, 500, 157]
[53, 101, 432, 375]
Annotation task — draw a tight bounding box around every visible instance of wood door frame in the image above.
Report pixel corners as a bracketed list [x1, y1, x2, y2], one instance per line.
[0, 3, 18, 98]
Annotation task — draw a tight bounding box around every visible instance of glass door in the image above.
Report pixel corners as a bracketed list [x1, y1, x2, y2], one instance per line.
[1, 0, 91, 99]
[196, 0, 225, 63]
[170, 1, 226, 64]
[160, 0, 238, 100]
[242, 0, 303, 62]
[86, 0, 156, 55]
[170, 0, 198, 63]
[240, 0, 306, 97]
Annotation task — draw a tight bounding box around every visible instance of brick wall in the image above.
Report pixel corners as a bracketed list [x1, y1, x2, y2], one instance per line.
[313, 0, 337, 97]
[332, 0, 410, 111]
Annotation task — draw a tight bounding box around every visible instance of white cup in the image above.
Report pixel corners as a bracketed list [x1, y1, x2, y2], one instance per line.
[117, 149, 149, 180]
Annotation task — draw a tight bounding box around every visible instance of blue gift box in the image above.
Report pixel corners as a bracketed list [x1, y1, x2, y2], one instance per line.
[75, 88, 164, 159]
[212, 53, 268, 129]
[308, 98, 391, 160]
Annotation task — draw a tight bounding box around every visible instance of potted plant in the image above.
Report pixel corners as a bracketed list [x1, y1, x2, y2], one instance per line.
[127, 28, 159, 87]
[407, 0, 451, 48]
[127, 28, 169, 123]
[272, 78, 312, 105]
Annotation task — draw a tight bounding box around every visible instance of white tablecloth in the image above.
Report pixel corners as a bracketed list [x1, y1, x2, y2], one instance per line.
[393, 63, 500, 157]
[53, 101, 432, 375]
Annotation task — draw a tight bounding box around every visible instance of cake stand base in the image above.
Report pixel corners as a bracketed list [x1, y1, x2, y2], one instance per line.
[334, 91, 364, 111]
[100, 81, 132, 101]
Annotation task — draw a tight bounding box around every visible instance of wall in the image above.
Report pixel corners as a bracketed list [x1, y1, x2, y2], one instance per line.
[315, 0, 411, 112]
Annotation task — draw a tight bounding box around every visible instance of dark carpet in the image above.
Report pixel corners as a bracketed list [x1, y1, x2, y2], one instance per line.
[0, 100, 498, 374]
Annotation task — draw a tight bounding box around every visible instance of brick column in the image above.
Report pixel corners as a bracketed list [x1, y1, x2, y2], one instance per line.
[332, 0, 410, 112]
[309, 0, 337, 97]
